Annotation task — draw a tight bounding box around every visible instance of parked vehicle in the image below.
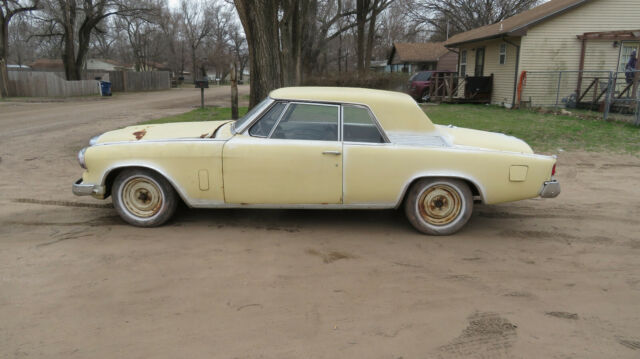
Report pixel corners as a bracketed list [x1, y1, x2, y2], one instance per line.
[73, 87, 560, 235]
[407, 71, 454, 102]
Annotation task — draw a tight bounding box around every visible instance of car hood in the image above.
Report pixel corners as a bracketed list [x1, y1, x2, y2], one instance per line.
[435, 125, 534, 154]
[94, 121, 232, 144]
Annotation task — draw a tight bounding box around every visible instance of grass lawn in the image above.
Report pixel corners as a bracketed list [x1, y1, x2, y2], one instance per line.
[141, 106, 248, 125]
[424, 104, 640, 154]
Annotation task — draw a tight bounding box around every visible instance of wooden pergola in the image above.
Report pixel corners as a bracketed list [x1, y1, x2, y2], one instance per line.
[576, 30, 640, 102]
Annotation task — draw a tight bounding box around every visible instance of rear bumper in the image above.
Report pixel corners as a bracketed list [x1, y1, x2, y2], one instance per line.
[539, 180, 561, 198]
[72, 178, 106, 198]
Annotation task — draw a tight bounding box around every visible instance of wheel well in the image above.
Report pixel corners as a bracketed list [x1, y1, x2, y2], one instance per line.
[400, 176, 482, 206]
[103, 166, 182, 203]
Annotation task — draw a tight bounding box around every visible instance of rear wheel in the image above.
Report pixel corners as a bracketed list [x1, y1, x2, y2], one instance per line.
[404, 178, 473, 235]
[112, 169, 178, 227]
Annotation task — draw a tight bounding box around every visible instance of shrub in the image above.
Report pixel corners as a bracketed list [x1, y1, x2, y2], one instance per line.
[303, 72, 410, 91]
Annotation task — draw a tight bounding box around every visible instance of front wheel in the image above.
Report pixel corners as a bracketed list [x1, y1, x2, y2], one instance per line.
[404, 178, 473, 235]
[112, 169, 178, 227]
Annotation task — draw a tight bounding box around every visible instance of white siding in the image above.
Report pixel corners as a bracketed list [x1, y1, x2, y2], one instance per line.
[458, 37, 521, 106]
[519, 0, 640, 72]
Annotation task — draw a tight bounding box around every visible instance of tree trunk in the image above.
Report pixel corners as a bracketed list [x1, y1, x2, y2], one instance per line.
[234, 0, 282, 108]
[364, 1, 379, 73]
[61, 0, 81, 80]
[0, 18, 9, 97]
[356, 0, 370, 76]
[191, 45, 197, 82]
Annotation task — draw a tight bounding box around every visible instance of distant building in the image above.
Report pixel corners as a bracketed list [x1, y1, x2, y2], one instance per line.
[85, 59, 133, 72]
[29, 59, 64, 72]
[444, 0, 640, 107]
[388, 42, 458, 73]
[369, 60, 389, 72]
[7, 64, 31, 70]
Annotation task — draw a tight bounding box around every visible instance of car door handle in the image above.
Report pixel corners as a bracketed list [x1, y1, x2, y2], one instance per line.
[322, 150, 342, 155]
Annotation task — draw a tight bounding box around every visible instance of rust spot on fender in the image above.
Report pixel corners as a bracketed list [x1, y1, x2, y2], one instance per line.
[133, 129, 147, 140]
[200, 133, 209, 138]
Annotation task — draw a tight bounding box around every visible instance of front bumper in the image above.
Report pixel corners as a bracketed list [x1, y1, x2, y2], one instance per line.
[539, 180, 561, 198]
[72, 178, 106, 197]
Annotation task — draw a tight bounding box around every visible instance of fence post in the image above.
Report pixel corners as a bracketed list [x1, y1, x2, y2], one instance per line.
[554, 72, 562, 110]
[603, 71, 613, 121]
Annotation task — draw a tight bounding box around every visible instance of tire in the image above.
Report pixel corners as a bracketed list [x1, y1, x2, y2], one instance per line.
[112, 168, 178, 227]
[404, 178, 473, 235]
[420, 89, 429, 103]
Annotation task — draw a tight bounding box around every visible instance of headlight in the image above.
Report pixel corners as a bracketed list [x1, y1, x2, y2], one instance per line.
[89, 135, 101, 146]
[78, 147, 87, 169]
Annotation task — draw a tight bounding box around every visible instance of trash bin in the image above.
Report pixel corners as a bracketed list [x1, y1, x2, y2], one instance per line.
[100, 81, 112, 96]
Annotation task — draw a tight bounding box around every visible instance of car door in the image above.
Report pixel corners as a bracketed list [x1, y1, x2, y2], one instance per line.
[222, 101, 343, 205]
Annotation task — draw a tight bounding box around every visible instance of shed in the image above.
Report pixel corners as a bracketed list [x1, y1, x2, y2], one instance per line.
[388, 42, 458, 73]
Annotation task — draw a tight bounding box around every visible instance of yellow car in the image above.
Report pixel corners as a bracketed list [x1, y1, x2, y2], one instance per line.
[72, 87, 560, 235]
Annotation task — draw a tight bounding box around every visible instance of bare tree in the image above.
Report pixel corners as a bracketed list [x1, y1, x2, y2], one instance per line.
[181, 0, 216, 82]
[1, 0, 40, 97]
[355, 0, 392, 74]
[405, 0, 541, 40]
[229, 24, 247, 81]
[233, 0, 281, 107]
[234, 0, 363, 107]
[35, 0, 150, 80]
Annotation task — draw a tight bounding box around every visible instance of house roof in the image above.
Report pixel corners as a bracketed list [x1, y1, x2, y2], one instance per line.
[29, 58, 64, 69]
[444, 0, 593, 47]
[389, 42, 450, 65]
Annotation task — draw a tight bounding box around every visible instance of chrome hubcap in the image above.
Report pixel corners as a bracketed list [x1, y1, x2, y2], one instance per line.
[418, 185, 462, 226]
[121, 177, 163, 218]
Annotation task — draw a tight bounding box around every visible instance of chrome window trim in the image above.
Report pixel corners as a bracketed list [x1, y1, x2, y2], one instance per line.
[266, 102, 341, 141]
[244, 97, 391, 143]
[266, 102, 291, 138]
[340, 104, 390, 144]
[248, 101, 288, 138]
[233, 97, 275, 134]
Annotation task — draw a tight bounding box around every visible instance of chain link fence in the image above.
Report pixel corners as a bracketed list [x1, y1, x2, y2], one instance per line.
[520, 70, 640, 125]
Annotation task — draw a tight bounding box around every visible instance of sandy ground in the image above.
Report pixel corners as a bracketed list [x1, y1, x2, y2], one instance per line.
[1, 87, 639, 358]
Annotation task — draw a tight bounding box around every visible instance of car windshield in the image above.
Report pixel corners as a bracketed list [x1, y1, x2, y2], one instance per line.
[232, 97, 273, 133]
[410, 72, 433, 81]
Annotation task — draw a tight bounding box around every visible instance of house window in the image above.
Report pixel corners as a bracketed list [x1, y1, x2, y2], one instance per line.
[619, 42, 640, 72]
[460, 50, 467, 76]
[499, 44, 507, 65]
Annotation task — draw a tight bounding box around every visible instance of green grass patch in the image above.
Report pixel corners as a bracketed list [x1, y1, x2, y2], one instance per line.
[423, 104, 640, 154]
[141, 106, 248, 125]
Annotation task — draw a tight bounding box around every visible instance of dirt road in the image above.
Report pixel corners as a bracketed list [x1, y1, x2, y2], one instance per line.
[1, 88, 639, 358]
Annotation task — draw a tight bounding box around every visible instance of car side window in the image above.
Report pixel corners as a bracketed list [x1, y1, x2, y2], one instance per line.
[342, 105, 385, 143]
[271, 103, 339, 141]
[248, 102, 286, 137]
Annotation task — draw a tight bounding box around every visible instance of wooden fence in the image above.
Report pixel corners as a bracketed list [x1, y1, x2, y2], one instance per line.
[107, 71, 170, 92]
[7, 71, 100, 97]
[7, 70, 170, 97]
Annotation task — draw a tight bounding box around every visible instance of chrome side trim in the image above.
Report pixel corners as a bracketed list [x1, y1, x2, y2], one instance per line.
[539, 180, 561, 198]
[72, 178, 106, 197]
[394, 172, 488, 208]
[93, 137, 230, 147]
[187, 202, 395, 209]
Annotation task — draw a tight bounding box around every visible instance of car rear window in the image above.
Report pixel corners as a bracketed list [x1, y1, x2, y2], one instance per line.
[411, 72, 433, 81]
